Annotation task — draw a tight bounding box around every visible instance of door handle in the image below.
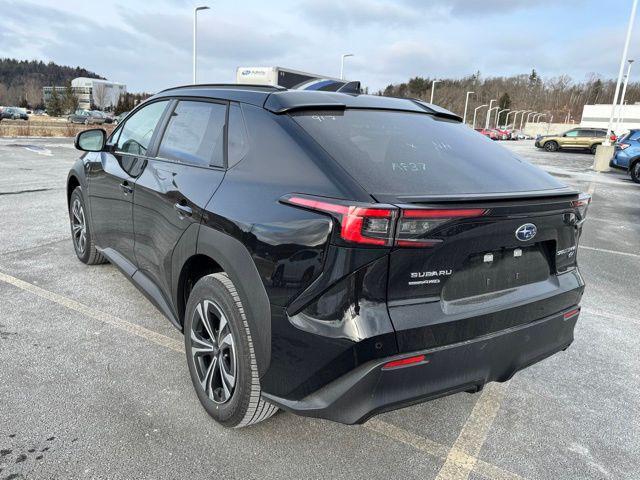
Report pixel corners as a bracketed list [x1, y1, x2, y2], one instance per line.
[174, 202, 193, 217]
[119, 181, 133, 195]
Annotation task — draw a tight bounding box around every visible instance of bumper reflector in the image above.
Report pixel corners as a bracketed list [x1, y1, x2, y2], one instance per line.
[563, 308, 580, 320]
[382, 354, 427, 370]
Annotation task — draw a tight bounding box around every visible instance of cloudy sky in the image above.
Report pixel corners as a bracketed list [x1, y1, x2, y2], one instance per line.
[1, 0, 638, 93]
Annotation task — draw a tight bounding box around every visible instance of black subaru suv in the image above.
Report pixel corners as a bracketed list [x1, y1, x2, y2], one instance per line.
[67, 85, 588, 428]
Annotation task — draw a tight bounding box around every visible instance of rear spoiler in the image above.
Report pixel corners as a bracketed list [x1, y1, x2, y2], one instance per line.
[375, 187, 580, 204]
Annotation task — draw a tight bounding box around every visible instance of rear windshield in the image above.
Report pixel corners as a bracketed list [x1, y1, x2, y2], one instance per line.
[291, 109, 565, 198]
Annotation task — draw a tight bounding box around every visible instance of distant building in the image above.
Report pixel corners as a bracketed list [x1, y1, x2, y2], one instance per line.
[581, 103, 640, 133]
[42, 77, 126, 110]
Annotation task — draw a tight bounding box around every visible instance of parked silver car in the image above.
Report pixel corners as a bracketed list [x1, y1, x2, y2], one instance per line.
[67, 109, 105, 125]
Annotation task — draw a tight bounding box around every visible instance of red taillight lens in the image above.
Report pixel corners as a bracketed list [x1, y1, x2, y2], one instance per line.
[571, 193, 591, 222]
[382, 354, 427, 370]
[284, 195, 487, 248]
[285, 196, 396, 246]
[396, 208, 486, 247]
[564, 308, 580, 319]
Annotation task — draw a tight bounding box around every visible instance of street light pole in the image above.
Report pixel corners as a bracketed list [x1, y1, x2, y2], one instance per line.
[462, 91, 474, 125]
[486, 106, 499, 129]
[616, 59, 634, 131]
[430, 80, 440, 104]
[604, 0, 638, 146]
[193, 5, 210, 84]
[484, 99, 496, 129]
[519, 110, 531, 130]
[340, 53, 354, 80]
[496, 109, 510, 128]
[472, 104, 488, 129]
[505, 110, 520, 129]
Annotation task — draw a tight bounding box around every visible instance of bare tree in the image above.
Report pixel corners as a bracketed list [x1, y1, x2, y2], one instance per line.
[92, 83, 107, 110]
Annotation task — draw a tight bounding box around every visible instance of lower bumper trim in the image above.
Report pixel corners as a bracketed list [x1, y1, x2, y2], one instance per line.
[262, 307, 579, 424]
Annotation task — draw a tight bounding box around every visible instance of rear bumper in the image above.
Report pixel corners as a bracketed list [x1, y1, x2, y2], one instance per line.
[262, 307, 579, 424]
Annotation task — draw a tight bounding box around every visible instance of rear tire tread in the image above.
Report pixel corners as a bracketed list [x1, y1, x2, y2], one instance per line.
[213, 272, 277, 428]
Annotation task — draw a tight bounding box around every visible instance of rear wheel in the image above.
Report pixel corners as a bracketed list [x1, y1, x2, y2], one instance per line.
[630, 161, 640, 184]
[184, 273, 277, 428]
[544, 141, 559, 152]
[69, 187, 107, 265]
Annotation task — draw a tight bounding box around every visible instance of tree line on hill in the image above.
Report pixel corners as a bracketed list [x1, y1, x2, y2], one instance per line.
[378, 70, 640, 126]
[0, 58, 104, 108]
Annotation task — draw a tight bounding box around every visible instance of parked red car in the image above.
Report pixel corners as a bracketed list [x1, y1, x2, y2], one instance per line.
[475, 128, 499, 140]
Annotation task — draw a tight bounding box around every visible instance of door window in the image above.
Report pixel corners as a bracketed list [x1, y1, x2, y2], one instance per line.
[116, 101, 169, 156]
[157, 100, 226, 167]
[564, 130, 579, 137]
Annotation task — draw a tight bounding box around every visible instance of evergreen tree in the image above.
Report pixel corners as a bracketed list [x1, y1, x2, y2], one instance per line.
[46, 86, 62, 117]
[62, 84, 78, 114]
[497, 92, 512, 125]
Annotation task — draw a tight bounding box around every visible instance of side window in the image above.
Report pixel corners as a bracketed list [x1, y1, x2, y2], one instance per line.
[228, 103, 249, 167]
[116, 101, 169, 156]
[564, 130, 579, 137]
[157, 100, 226, 167]
[629, 131, 640, 141]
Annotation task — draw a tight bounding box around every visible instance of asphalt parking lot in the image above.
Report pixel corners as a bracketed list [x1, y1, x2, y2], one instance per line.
[1, 138, 639, 480]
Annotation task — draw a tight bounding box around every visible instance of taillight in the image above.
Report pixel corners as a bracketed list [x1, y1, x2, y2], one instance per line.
[396, 208, 486, 247]
[284, 196, 397, 246]
[571, 193, 591, 222]
[283, 195, 487, 248]
[382, 354, 427, 370]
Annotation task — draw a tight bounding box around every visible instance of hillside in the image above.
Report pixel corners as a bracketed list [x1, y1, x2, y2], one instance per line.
[379, 70, 640, 125]
[0, 58, 104, 108]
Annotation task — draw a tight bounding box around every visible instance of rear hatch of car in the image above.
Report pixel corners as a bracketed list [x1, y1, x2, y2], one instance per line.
[290, 107, 587, 351]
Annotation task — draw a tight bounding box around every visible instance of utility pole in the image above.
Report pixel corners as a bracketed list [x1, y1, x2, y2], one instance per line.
[430, 80, 440, 104]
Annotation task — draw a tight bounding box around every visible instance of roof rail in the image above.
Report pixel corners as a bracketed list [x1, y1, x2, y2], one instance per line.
[158, 83, 287, 93]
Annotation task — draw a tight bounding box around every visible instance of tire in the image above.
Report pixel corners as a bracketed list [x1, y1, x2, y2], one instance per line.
[184, 273, 277, 428]
[69, 187, 107, 265]
[590, 144, 600, 155]
[630, 161, 640, 184]
[544, 141, 559, 152]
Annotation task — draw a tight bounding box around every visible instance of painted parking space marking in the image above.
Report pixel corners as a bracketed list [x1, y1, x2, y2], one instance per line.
[579, 245, 640, 259]
[435, 383, 509, 480]
[0, 270, 184, 353]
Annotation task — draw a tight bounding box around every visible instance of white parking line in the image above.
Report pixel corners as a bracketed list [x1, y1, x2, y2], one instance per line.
[0, 270, 185, 353]
[579, 245, 640, 259]
[435, 383, 509, 480]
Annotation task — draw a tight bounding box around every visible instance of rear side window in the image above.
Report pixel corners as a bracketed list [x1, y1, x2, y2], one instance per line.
[116, 101, 169, 155]
[291, 109, 564, 197]
[228, 103, 249, 167]
[157, 100, 226, 167]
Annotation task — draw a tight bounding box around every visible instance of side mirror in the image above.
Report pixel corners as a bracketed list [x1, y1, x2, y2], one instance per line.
[75, 128, 106, 152]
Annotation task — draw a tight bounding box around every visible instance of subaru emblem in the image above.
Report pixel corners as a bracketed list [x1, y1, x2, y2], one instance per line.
[515, 223, 537, 242]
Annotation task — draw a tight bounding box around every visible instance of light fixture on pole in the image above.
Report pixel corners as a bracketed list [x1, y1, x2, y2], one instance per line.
[484, 99, 496, 129]
[340, 53, 354, 80]
[604, 0, 638, 146]
[472, 104, 488, 129]
[193, 5, 210, 84]
[462, 91, 474, 125]
[430, 80, 440, 104]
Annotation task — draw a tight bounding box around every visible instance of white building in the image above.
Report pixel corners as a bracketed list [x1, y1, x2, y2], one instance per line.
[581, 103, 640, 133]
[71, 77, 126, 110]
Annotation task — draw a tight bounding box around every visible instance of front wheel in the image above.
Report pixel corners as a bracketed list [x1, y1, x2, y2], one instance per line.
[630, 161, 640, 184]
[184, 273, 277, 428]
[544, 141, 559, 152]
[69, 187, 107, 265]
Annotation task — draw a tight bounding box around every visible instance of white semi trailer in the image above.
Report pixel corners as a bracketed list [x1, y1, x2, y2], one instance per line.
[235, 66, 359, 92]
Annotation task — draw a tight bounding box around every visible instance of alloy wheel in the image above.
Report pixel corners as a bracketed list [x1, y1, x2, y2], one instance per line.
[71, 198, 87, 254]
[190, 299, 237, 404]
